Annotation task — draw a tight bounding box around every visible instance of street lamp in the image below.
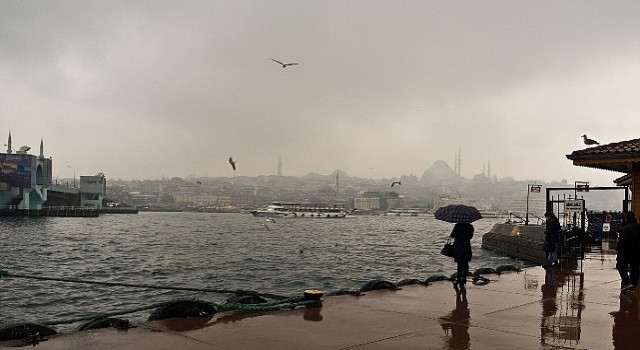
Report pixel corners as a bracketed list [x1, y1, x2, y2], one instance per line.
[526, 184, 542, 225]
[67, 165, 76, 188]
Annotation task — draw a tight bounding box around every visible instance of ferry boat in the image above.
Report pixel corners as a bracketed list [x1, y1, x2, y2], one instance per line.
[385, 208, 420, 216]
[478, 209, 508, 218]
[251, 202, 347, 218]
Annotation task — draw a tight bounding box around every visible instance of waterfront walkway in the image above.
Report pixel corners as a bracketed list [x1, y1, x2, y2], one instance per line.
[2, 245, 636, 349]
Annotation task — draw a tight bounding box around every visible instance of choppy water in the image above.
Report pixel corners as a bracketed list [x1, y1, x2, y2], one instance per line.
[0, 212, 522, 330]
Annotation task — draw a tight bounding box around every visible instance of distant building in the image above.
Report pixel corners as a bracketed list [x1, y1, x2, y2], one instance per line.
[354, 196, 380, 210]
[80, 174, 106, 208]
[354, 191, 401, 211]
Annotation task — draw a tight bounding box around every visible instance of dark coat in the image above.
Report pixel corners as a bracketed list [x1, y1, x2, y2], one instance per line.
[544, 217, 561, 253]
[617, 217, 640, 263]
[450, 223, 474, 263]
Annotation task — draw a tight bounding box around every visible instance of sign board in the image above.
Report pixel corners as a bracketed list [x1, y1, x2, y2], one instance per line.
[530, 185, 541, 193]
[603, 223, 611, 232]
[576, 184, 589, 192]
[564, 199, 584, 212]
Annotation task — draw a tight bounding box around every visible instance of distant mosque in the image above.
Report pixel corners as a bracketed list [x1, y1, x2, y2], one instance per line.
[453, 148, 492, 178]
[0, 132, 106, 210]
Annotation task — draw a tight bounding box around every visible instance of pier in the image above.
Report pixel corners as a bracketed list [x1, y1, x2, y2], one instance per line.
[0, 205, 138, 216]
[0, 206, 99, 217]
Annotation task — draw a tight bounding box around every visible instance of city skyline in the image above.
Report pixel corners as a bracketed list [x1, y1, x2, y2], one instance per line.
[2, 1, 638, 186]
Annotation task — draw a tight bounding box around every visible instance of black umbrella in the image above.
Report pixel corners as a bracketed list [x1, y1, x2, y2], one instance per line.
[434, 204, 482, 223]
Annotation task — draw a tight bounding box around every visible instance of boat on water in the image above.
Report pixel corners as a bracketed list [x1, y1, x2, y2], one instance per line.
[251, 202, 347, 218]
[478, 209, 508, 218]
[385, 208, 420, 216]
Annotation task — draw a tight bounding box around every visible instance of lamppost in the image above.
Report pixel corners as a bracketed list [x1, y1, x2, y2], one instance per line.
[67, 165, 76, 188]
[526, 184, 542, 225]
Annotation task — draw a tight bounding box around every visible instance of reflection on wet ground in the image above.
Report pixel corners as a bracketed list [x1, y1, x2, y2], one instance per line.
[439, 288, 470, 349]
[540, 260, 585, 348]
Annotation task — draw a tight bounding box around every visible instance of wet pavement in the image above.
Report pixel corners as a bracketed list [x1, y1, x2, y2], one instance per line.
[2, 244, 638, 349]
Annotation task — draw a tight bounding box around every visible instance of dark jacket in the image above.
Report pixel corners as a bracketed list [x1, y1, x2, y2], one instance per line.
[617, 216, 640, 263]
[544, 217, 561, 253]
[450, 223, 474, 262]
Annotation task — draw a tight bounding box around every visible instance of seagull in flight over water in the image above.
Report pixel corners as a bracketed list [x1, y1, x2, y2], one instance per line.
[271, 58, 299, 68]
[391, 181, 401, 188]
[228, 157, 237, 171]
[582, 134, 600, 146]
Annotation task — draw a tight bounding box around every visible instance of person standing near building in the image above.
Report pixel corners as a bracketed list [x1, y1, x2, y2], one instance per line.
[616, 211, 640, 292]
[543, 212, 561, 268]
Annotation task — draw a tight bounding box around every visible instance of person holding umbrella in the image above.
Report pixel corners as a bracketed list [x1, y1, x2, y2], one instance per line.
[435, 204, 481, 290]
[450, 222, 474, 289]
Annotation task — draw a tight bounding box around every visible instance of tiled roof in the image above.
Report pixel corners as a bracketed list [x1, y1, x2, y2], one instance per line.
[568, 138, 640, 156]
[566, 138, 640, 174]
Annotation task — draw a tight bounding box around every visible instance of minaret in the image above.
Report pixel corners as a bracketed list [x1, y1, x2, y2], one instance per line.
[277, 155, 283, 176]
[457, 148, 461, 176]
[39, 138, 44, 159]
[453, 152, 457, 174]
[488, 160, 491, 178]
[6, 131, 12, 154]
[482, 162, 486, 177]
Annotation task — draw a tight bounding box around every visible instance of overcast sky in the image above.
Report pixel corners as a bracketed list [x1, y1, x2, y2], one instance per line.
[1, 1, 639, 185]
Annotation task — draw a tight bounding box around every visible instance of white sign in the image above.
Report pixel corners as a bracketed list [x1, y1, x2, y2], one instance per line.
[603, 223, 611, 232]
[564, 199, 584, 212]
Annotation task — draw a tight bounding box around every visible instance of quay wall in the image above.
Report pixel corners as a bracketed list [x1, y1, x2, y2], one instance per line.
[0, 207, 99, 217]
[481, 223, 547, 264]
[99, 207, 138, 214]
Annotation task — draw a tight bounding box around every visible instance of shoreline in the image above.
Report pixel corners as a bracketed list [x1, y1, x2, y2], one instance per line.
[1, 242, 631, 349]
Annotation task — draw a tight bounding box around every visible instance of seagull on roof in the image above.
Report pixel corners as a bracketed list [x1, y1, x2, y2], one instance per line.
[391, 181, 401, 188]
[271, 58, 299, 68]
[582, 134, 600, 146]
[228, 157, 237, 171]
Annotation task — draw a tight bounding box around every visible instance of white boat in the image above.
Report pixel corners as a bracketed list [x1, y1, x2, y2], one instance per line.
[478, 209, 508, 218]
[385, 208, 420, 216]
[251, 202, 347, 218]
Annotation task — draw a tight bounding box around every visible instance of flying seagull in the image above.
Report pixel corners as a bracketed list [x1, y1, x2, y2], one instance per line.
[228, 157, 237, 171]
[265, 218, 276, 223]
[271, 58, 299, 68]
[391, 181, 401, 188]
[582, 134, 600, 146]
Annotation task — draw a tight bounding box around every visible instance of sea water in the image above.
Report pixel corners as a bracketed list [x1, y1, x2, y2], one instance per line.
[0, 212, 522, 330]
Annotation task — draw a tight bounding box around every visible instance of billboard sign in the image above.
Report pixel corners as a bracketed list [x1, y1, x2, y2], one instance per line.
[0, 154, 35, 188]
[564, 199, 584, 212]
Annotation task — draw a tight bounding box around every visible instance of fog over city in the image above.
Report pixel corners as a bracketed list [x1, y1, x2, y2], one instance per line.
[2, 1, 639, 185]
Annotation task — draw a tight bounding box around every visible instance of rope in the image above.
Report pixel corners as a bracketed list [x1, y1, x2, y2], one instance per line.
[218, 296, 320, 312]
[40, 297, 319, 326]
[0, 269, 285, 299]
[1, 269, 317, 326]
[2, 263, 520, 328]
[40, 302, 167, 326]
